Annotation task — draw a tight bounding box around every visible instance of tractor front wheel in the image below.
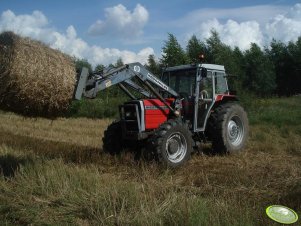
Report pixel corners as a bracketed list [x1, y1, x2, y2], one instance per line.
[153, 119, 192, 167]
[102, 121, 123, 155]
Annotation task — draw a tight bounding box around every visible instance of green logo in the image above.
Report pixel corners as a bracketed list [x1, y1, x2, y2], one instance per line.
[266, 205, 298, 224]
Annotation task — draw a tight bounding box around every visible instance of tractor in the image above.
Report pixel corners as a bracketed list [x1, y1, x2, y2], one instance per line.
[75, 60, 249, 167]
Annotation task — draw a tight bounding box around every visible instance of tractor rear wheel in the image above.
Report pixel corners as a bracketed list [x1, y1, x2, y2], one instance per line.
[209, 102, 249, 154]
[102, 121, 123, 155]
[153, 119, 192, 167]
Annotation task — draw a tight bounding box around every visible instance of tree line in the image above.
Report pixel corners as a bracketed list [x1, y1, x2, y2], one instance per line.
[76, 30, 301, 97]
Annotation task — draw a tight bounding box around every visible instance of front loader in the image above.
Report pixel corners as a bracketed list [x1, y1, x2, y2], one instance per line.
[75, 61, 249, 167]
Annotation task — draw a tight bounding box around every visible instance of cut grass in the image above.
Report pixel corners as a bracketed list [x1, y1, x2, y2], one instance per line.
[0, 97, 301, 225]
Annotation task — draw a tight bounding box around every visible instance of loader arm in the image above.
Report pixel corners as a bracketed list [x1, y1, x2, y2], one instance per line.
[75, 62, 180, 114]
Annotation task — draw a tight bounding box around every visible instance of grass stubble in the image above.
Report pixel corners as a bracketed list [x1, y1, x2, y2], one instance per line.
[0, 97, 300, 225]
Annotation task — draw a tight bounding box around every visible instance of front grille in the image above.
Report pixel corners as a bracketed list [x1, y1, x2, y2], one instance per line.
[120, 103, 141, 132]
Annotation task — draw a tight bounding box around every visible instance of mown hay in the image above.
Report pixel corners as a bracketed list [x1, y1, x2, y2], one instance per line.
[0, 32, 76, 117]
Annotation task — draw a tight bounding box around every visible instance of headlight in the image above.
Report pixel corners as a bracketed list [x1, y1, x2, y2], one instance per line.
[125, 111, 136, 119]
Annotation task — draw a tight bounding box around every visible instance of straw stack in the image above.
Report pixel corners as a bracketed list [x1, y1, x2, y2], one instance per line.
[0, 32, 76, 117]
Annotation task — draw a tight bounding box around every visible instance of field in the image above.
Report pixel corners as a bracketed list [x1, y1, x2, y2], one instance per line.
[0, 97, 300, 225]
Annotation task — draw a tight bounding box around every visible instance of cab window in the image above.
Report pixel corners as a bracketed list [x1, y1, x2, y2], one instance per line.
[162, 69, 196, 96]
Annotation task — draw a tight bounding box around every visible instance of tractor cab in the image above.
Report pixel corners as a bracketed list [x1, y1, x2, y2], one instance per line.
[161, 64, 231, 131]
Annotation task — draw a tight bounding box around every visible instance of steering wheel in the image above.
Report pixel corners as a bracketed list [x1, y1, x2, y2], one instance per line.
[200, 90, 208, 99]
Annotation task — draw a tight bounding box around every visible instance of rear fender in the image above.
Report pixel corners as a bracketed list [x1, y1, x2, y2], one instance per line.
[215, 94, 238, 102]
[210, 94, 239, 117]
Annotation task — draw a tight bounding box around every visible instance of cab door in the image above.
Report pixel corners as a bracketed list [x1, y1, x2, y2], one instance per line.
[194, 69, 216, 132]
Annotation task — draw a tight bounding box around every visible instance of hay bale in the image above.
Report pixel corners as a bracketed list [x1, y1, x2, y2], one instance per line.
[0, 31, 76, 117]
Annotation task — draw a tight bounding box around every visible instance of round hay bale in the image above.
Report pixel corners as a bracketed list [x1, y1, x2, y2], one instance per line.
[0, 31, 76, 117]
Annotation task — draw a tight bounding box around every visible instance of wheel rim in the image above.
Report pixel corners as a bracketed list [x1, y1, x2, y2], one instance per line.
[165, 132, 187, 163]
[227, 115, 244, 147]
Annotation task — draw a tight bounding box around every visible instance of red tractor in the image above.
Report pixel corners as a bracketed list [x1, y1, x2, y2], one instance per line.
[75, 61, 249, 167]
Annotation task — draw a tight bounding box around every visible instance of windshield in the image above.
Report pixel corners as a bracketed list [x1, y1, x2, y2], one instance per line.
[162, 69, 196, 96]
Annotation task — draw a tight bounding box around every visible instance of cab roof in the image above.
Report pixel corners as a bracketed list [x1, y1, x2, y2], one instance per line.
[163, 63, 225, 72]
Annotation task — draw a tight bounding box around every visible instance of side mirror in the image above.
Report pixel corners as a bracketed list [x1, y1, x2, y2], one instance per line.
[201, 68, 207, 78]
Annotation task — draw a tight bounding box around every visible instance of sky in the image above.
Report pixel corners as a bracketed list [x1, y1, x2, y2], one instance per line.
[0, 0, 301, 67]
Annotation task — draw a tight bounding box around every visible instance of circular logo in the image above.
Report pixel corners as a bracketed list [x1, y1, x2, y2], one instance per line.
[133, 65, 140, 72]
[266, 205, 298, 224]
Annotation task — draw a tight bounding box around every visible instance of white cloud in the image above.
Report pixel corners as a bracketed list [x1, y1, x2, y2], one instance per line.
[198, 18, 264, 50]
[181, 4, 301, 50]
[266, 3, 301, 43]
[0, 10, 153, 67]
[88, 4, 149, 39]
[0, 10, 54, 44]
[0, 10, 48, 31]
[176, 5, 289, 27]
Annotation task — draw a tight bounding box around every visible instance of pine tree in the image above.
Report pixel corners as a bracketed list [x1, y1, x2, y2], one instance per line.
[74, 58, 93, 73]
[95, 64, 105, 73]
[115, 58, 124, 67]
[287, 38, 301, 95]
[146, 54, 161, 76]
[186, 35, 207, 63]
[161, 33, 188, 67]
[244, 43, 276, 96]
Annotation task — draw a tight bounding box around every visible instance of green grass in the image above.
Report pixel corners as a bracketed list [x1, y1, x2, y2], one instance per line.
[241, 96, 301, 127]
[0, 96, 301, 225]
[68, 96, 128, 119]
